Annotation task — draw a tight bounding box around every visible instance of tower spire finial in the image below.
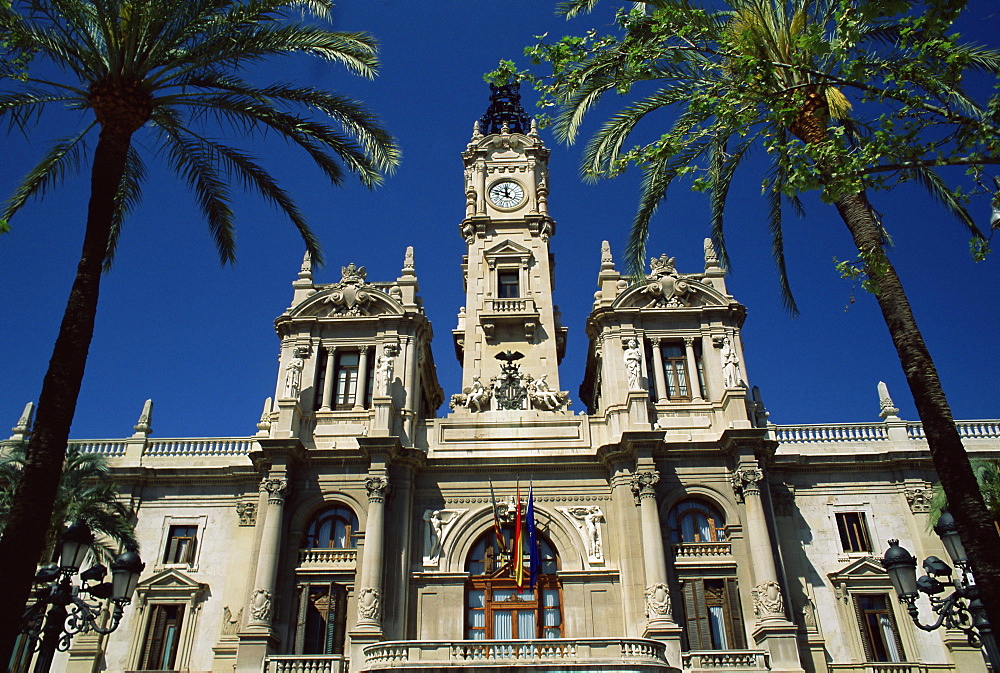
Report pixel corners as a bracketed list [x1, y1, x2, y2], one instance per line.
[477, 82, 531, 136]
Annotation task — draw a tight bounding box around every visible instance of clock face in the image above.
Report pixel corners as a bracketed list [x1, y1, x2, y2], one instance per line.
[488, 180, 525, 209]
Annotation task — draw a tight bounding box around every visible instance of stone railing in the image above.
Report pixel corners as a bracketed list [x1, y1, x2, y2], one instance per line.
[484, 297, 537, 315]
[772, 423, 889, 443]
[144, 438, 253, 456]
[907, 420, 1000, 441]
[363, 638, 668, 669]
[262, 655, 348, 673]
[683, 650, 769, 671]
[673, 542, 732, 559]
[297, 548, 358, 568]
[827, 663, 954, 673]
[69, 439, 128, 456]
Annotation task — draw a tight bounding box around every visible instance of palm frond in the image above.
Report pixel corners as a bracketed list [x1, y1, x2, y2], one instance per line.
[909, 164, 984, 241]
[105, 145, 147, 271]
[2, 123, 94, 221]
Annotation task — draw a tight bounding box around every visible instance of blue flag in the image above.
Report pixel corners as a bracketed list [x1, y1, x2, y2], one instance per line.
[527, 482, 540, 589]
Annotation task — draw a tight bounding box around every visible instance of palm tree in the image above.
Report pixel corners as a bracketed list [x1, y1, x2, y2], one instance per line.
[0, 0, 399, 656]
[0, 443, 137, 563]
[524, 0, 1000, 626]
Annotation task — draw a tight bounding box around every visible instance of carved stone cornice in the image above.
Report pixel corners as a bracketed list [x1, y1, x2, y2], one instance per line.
[630, 470, 660, 504]
[365, 475, 390, 503]
[731, 468, 763, 503]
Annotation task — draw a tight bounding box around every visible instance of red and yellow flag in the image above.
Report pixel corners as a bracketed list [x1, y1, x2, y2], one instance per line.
[513, 483, 525, 589]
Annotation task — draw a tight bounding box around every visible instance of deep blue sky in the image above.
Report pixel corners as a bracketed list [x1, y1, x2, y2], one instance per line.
[1, 2, 998, 440]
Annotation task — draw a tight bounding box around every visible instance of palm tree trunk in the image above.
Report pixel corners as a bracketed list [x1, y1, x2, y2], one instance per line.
[0, 126, 132, 664]
[836, 191, 1000, 630]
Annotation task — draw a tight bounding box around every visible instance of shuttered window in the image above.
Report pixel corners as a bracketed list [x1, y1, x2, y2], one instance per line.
[298, 582, 348, 654]
[836, 512, 873, 553]
[163, 525, 197, 565]
[854, 594, 905, 662]
[138, 604, 184, 670]
[681, 578, 745, 650]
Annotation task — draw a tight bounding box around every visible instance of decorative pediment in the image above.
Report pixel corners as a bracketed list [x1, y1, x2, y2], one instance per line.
[612, 276, 728, 310]
[290, 285, 404, 318]
[828, 557, 892, 600]
[484, 239, 532, 262]
[134, 568, 209, 604]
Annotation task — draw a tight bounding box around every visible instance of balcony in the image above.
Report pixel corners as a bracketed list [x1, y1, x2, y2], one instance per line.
[683, 650, 769, 671]
[362, 638, 676, 671]
[480, 297, 539, 341]
[296, 548, 358, 570]
[262, 655, 348, 673]
[672, 542, 732, 560]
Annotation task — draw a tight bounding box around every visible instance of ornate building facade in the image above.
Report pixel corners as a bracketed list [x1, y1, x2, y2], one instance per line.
[16, 86, 1000, 673]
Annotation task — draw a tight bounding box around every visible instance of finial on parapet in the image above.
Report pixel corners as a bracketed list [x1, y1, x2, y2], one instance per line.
[704, 238, 720, 271]
[256, 398, 272, 437]
[299, 250, 313, 281]
[9, 402, 34, 441]
[877, 381, 900, 419]
[600, 240, 616, 272]
[471, 120, 482, 141]
[132, 399, 153, 437]
[402, 246, 415, 275]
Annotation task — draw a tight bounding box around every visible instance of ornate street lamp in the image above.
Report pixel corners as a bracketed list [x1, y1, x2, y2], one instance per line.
[19, 520, 144, 673]
[880, 510, 1000, 671]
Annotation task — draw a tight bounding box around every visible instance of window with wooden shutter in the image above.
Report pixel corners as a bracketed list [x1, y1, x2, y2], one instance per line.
[682, 580, 711, 650]
[836, 512, 873, 553]
[298, 582, 348, 654]
[682, 578, 746, 651]
[853, 593, 905, 662]
[162, 525, 197, 565]
[138, 604, 184, 670]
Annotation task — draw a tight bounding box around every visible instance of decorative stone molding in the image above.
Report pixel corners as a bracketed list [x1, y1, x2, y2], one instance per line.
[904, 484, 933, 513]
[630, 471, 660, 504]
[558, 506, 605, 563]
[644, 582, 671, 619]
[262, 477, 287, 505]
[423, 508, 466, 567]
[642, 254, 693, 308]
[236, 500, 257, 526]
[731, 468, 763, 503]
[222, 606, 242, 635]
[357, 586, 382, 622]
[324, 263, 374, 316]
[769, 485, 795, 516]
[751, 580, 784, 618]
[249, 587, 272, 622]
[365, 475, 390, 503]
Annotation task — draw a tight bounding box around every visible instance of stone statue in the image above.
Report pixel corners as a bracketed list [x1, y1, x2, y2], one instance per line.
[624, 339, 642, 390]
[528, 375, 563, 411]
[427, 510, 444, 560]
[467, 377, 491, 412]
[283, 357, 304, 399]
[561, 506, 605, 561]
[222, 606, 241, 635]
[374, 345, 397, 395]
[422, 508, 466, 566]
[721, 337, 742, 388]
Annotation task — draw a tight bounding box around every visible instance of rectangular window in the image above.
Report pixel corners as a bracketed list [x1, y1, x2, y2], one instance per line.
[854, 594, 905, 662]
[662, 345, 691, 400]
[498, 270, 519, 298]
[298, 582, 347, 655]
[314, 347, 329, 410]
[836, 512, 872, 553]
[334, 352, 360, 409]
[681, 578, 745, 651]
[138, 604, 184, 670]
[163, 525, 197, 565]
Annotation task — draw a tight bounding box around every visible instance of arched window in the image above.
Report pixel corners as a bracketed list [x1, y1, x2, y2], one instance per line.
[465, 529, 562, 640]
[305, 505, 358, 549]
[667, 499, 726, 543]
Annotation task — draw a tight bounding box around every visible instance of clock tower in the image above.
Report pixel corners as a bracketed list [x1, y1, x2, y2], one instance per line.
[451, 84, 568, 411]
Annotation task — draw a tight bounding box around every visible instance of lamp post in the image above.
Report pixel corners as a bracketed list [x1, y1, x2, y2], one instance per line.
[880, 510, 1000, 671]
[19, 521, 144, 673]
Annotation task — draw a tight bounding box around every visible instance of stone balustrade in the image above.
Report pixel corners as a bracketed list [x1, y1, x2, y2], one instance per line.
[485, 297, 537, 314]
[772, 423, 889, 443]
[297, 548, 358, 568]
[68, 439, 128, 456]
[673, 542, 732, 559]
[683, 650, 769, 671]
[363, 638, 669, 669]
[262, 655, 348, 673]
[907, 420, 1000, 441]
[827, 663, 955, 673]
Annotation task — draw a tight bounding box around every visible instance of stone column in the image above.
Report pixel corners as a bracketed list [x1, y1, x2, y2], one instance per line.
[320, 346, 336, 411]
[684, 337, 703, 401]
[356, 474, 389, 632]
[732, 467, 784, 621]
[247, 475, 288, 628]
[403, 338, 420, 441]
[630, 471, 673, 628]
[650, 339, 668, 404]
[354, 346, 370, 410]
